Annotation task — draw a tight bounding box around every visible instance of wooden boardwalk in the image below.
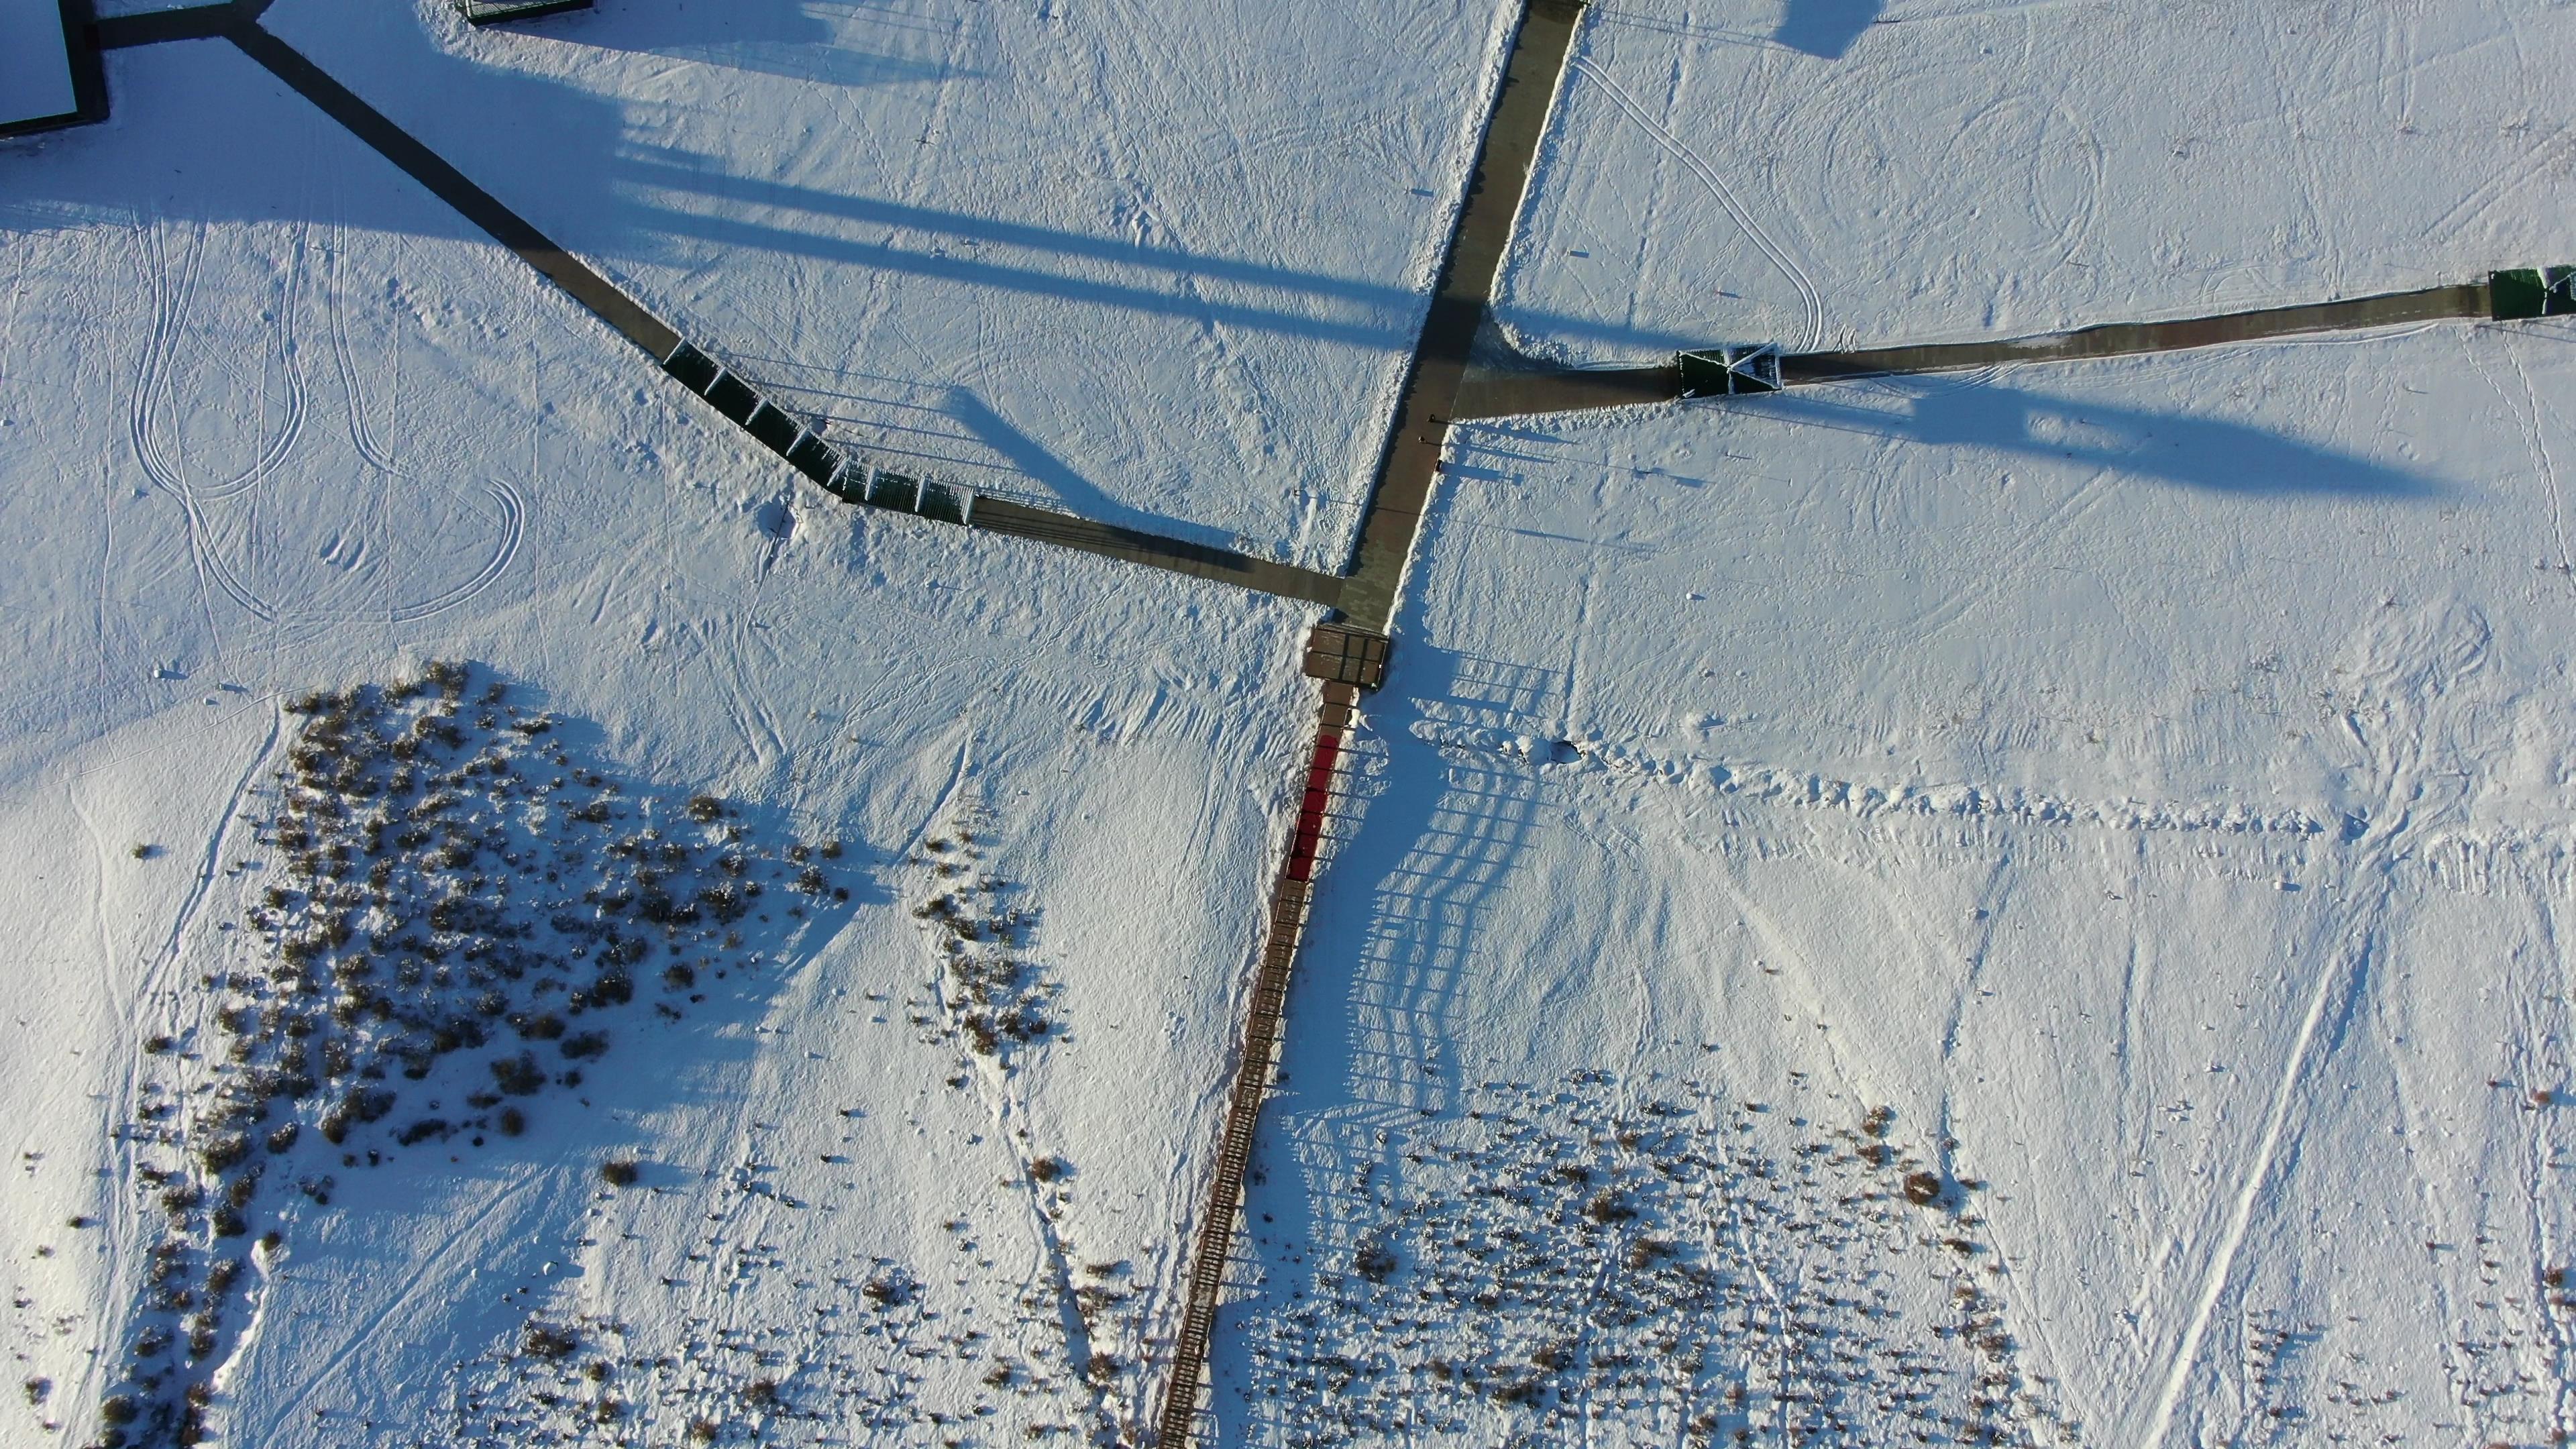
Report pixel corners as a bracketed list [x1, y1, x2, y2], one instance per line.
[1454, 282, 2499, 419]
[1336, 0, 1589, 633]
[1155, 625, 1381, 1449]
[1147, 1, 1589, 1438]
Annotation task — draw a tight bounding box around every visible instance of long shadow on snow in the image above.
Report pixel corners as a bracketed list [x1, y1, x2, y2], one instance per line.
[11, 42, 1258, 554]
[1214, 649, 1561, 1430]
[519, 0, 971, 89]
[28, 5, 1709, 355]
[1759, 380, 2449, 500]
[1774, 0, 1885, 59]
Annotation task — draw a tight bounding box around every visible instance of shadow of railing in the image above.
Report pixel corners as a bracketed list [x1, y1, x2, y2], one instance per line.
[1210, 648, 1568, 1442]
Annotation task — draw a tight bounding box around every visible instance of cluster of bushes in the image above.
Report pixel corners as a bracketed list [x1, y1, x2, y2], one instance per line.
[98, 662, 849, 1446]
[1238, 1073, 2071, 1448]
[910, 830, 1055, 1063]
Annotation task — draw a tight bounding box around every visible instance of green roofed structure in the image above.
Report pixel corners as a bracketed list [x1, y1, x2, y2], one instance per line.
[2492, 267, 2576, 321]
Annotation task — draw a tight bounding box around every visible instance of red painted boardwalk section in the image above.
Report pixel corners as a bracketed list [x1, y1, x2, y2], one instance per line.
[1287, 731, 1341, 882]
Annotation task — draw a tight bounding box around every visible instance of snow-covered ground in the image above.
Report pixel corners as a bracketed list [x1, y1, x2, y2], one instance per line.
[9, 1, 2576, 1446]
[260, 0, 1517, 570]
[1220, 321, 2576, 1445]
[0, 38, 1316, 1446]
[1498, 0, 2576, 361]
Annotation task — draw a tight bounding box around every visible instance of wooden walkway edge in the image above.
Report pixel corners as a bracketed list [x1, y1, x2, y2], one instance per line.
[1152, 674, 1362, 1448]
[1453, 282, 2498, 419]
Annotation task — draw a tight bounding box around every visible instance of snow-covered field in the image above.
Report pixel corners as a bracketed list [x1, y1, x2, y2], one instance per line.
[1, 37, 1316, 1446]
[262, 0, 1517, 570]
[7, 1, 2576, 1446]
[1221, 324, 2576, 1445]
[1499, 0, 2576, 360]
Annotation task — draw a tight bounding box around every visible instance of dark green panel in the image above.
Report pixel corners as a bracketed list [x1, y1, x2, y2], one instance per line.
[662, 341, 720, 394]
[868, 471, 920, 513]
[917, 480, 968, 525]
[2493, 268, 2547, 321]
[1676, 350, 1729, 396]
[825, 460, 870, 502]
[703, 372, 759, 424]
[745, 401, 802, 456]
[786, 432, 838, 486]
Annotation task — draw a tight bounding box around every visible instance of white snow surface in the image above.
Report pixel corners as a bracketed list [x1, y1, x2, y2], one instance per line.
[0, 38, 1316, 1446]
[7, 1, 2576, 1447]
[260, 0, 1517, 571]
[1222, 322, 2576, 1445]
[1498, 0, 2576, 362]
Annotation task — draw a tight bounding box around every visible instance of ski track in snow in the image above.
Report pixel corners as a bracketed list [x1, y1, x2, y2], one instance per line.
[262, 1165, 557, 1436]
[326, 221, 405, 484]
[123, 216, 527, 631]
[2143, 600, 2493, 1447]
[127, 218, 310, 509]
[2475, 333, 2576, 598]
[382, 480, 527, 625]
[83, 708, 284, 1423]
[1566, 55, 1826, 353]
[2138, 884, 2375, 1449]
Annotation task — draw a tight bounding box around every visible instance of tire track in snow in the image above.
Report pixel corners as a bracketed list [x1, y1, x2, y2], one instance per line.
[126, 217, 526, 631]
[2137, 890, 2377, 1449]
[319, 219, 529, 628]
[125, 221, 252, 640]
[129, 219, 309, 507]
[2145, 601, 2489, 1449]
[326, 220, 406, 482]
[382, 479, 526, 625]
[2423, 122, 2576, 239]
[1897, 462, 2117, 644]
[255, 1164, 557, 1438]
[127, 219, 305, 626]
[1568, 55, 1825, 352]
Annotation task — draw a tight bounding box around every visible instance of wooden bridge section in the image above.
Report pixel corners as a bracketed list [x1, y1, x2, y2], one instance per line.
[1153, 625, 1382, 1448]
